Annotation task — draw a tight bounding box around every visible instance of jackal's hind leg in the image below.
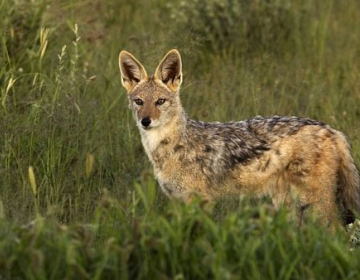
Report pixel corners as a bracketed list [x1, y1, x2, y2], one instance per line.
[297, 185, 341, 229]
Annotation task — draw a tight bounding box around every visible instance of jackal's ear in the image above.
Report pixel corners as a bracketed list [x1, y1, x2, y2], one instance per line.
[154, 49, 182, 92]
[119, 51, 148, 92]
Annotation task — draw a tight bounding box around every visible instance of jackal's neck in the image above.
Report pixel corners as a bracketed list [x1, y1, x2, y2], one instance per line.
[140, 110, 187, 159]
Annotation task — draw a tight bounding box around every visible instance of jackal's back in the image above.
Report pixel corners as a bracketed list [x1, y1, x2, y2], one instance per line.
[186, 115, 326, 166]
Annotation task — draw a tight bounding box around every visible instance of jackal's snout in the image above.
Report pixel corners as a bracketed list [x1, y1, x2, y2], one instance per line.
[141, 117, 151, 128]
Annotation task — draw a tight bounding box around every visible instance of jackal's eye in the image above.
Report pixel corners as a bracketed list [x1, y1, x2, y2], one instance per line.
[134, 99, 143, 106]
[156, 98, 166, 105]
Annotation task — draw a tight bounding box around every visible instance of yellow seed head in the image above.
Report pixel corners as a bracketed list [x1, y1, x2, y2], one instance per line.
[85, 154, 95, 178]
[28, 166, 37, 195]
[6, 77, 15, 94]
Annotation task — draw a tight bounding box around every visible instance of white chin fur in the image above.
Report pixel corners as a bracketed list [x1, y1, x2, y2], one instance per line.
[140, 124, 169, 153]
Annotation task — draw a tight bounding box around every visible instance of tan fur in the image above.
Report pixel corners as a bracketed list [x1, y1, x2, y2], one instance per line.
[118, 49, 360, 227]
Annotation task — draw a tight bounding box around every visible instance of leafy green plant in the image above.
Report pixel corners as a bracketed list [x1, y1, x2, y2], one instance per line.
[167, 0, 314, 55]
[348, 219, 360, 251]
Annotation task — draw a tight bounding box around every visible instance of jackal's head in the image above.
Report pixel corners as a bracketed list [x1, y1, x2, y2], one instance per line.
[119, 49, 183, 130]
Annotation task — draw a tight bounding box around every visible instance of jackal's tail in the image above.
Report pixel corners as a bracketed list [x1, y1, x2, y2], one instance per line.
[336, 131, 360, 223]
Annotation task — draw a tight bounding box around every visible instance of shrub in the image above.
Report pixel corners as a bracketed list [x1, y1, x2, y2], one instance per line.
[167, 0, 313, 55]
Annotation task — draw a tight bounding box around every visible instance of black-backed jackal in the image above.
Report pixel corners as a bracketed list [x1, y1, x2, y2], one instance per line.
[119, 49, 360, 227]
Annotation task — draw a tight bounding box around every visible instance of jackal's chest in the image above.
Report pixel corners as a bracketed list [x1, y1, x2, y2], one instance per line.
[157, 178, 184, 198]
[141, 130, 231, 199]
[150, 149, 205, 199]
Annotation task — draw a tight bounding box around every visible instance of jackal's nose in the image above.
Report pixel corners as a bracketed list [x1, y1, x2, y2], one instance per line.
[141, 117, 151, 127]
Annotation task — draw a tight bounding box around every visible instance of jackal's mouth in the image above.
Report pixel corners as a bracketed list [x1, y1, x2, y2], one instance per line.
[141, 125, 153, 131]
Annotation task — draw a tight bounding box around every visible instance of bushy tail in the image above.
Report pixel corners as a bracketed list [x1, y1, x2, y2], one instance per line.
[336, 131, 360, 222]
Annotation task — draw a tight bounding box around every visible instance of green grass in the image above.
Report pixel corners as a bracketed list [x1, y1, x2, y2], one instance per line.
[1, 198, 360, 280]
[1, 0, 360, 278]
